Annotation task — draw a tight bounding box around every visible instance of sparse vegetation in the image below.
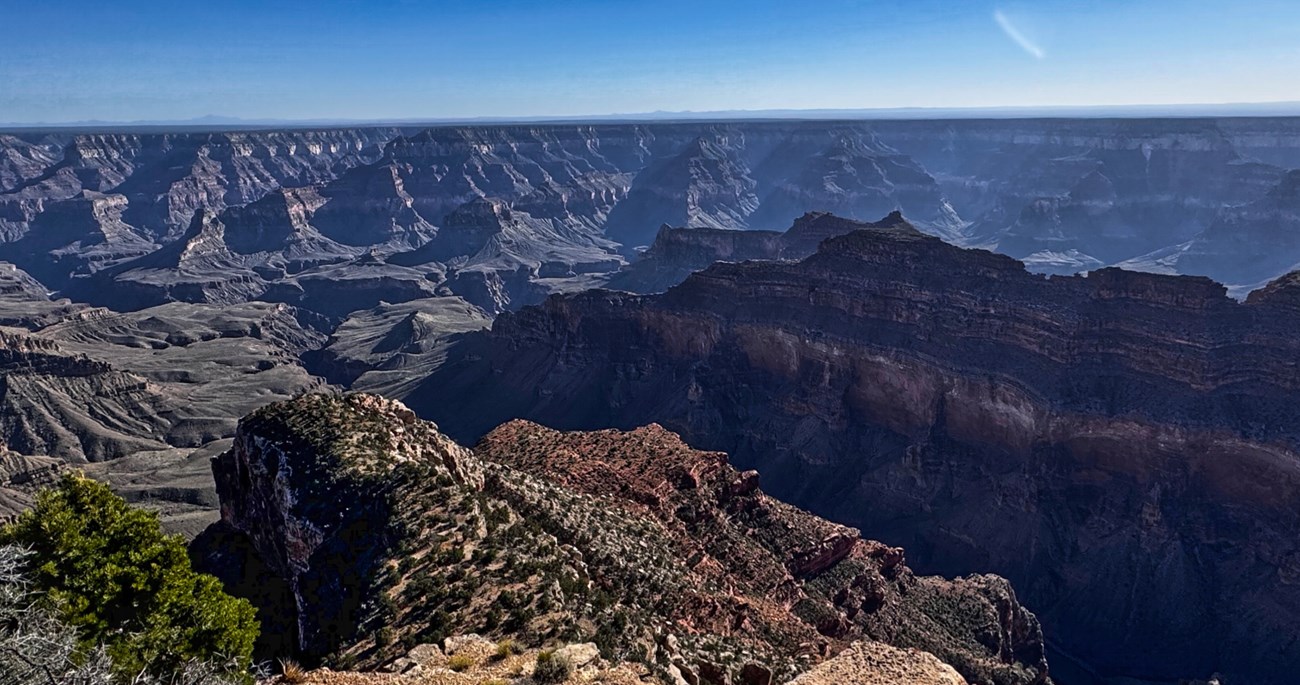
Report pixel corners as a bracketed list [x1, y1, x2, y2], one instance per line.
[495, 637, 519, 660]
[278, 658, 308, 684]
[449, 653, 476, 672]
[532, 649, 573, 683]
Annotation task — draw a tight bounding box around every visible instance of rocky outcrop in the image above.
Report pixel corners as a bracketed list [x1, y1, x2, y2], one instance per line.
[210, 394, 475, 659]
[477, 419, 1049, 685]
[607, 225, 784, 294]
[255, 637, 656, 684]
[305, 297, 491, 397]
[609, 211, 912, 294]
[306, 162, 437, 249]
[0, 449, 64, 520]
[415, 217, 1300, 685]
[74, 203, 365, 311]
[199, 393, 1050, 684]
[789, 641, 969, 685]
[790, 644, 967, 685]
[70, 208, 273, 309]
[217, 186, 336, 257]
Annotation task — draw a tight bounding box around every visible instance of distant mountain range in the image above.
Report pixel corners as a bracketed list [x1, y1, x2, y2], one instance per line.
[6, 101, 1300, 131]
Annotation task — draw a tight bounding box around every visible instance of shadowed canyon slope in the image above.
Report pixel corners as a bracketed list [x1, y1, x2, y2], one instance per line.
[193, 393, 1051, 685]
[414, 219, 1300, 685]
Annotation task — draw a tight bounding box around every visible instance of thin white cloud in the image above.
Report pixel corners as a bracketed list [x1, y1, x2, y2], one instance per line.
[994, 9, 1045, 60]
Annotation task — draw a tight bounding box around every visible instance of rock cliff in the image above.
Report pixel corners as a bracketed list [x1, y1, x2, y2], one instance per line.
[608, 211, 911, 293]
[0, 448, 63, 520]
[414, 216, 1300, 685]
[197, 393, 1051, 685]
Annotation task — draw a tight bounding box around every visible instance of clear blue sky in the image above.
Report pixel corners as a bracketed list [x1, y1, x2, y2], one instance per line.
[2, 0, 1298, 123]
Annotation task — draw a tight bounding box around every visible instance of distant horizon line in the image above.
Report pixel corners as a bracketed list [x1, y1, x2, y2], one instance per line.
[5, 100, 1300, 131]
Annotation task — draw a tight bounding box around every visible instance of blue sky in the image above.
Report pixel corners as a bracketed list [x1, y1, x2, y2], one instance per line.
[2, 0, 1299, 122]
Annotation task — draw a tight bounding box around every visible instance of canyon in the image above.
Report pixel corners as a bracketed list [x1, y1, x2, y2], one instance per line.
[1, 117, 1299, 683]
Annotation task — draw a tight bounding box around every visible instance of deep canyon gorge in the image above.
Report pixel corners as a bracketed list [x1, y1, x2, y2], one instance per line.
[3, 117, 1300, 684]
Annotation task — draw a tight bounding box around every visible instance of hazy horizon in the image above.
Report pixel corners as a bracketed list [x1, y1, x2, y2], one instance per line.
[8, 101, 1300, 130]
[5, 0, 1299, 124]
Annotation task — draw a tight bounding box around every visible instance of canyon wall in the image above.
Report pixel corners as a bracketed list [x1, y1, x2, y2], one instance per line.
[415, 218, 1300, 685]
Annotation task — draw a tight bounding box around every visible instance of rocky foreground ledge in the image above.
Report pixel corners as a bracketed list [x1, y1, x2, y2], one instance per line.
[265, 636, 967, 685]
[193, 393, 1050, 685]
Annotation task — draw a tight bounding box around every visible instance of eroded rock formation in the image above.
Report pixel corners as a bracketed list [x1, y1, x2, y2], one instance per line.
[609, 211, 911, 293]
[198, 393, 1050, 685]
[6, 119, 1300, 315]
[416, 217, 1300, 685]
